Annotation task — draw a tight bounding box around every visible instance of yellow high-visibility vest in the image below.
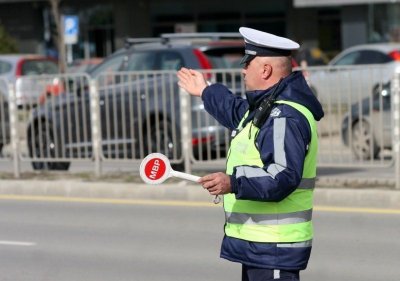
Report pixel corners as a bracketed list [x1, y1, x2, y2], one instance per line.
[225, 100, 318, 243]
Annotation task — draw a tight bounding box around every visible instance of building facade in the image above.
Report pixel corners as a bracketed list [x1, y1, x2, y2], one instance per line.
[0, 0, 399, 61]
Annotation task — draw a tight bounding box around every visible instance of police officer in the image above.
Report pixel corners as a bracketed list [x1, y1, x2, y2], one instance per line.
[177, 27, 324, 281]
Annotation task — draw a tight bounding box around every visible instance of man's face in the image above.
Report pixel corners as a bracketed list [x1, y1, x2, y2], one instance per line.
[241, 57, 265, 91]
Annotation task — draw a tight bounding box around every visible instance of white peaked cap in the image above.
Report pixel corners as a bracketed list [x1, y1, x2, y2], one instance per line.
[238, 27, 299, 65]
[239, 27, 300, 50]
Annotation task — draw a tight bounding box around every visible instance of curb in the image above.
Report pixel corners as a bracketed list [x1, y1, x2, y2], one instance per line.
[0, 179, 399, 209]
[0, 180, 211, 202]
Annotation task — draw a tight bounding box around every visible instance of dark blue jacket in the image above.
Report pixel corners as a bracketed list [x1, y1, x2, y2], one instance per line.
[201, 71, 324, 270]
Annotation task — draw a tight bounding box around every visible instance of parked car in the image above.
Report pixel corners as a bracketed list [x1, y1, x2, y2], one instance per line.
[67, 58, 103, 73]
[341, 82, 391, 160]
[27, 33, 247, 170]
[308, 43, 400, 102]
[38, 58, 103, 104]
[0, 54, 59, 107]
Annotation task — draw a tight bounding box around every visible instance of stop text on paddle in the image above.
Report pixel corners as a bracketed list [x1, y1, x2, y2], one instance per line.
[140, 153, 200, 185]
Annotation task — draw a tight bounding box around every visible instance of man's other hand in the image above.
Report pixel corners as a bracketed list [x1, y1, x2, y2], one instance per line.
[177, 67, 207, 97]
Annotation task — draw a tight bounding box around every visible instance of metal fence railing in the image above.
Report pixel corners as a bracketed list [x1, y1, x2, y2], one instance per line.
[0, 66, 399, 188]
[305, 64, 396, 168]
[18, 74, 93, 172]
[0, 77, 11, 162]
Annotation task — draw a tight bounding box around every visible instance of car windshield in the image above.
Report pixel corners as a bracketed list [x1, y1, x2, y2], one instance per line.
[89, 53, 125, 79]
[126, 51, 184, 71]
[202, 47, 244, 69]
[22, 59, 59, 75]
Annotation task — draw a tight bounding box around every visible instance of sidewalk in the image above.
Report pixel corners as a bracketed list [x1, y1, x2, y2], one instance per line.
[0, 177, 399, 209]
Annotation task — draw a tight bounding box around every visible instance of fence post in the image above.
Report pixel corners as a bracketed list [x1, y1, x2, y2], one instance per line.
[392, 72, 400, 190]
[89, 78, 102, 177]
[179, 87, 192, 174]
[8, 82, 20, 178]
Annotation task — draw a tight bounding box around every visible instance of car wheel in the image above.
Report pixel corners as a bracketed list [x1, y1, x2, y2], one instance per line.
[29, 122, 70, 170]
[351, 120, 379, 160]
[143, 119, 183, 170]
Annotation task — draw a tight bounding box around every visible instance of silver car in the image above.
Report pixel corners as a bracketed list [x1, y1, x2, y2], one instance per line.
[0, 54, 59, 107]
[308, 43, 400, 103]
[307, 44, 400, 159]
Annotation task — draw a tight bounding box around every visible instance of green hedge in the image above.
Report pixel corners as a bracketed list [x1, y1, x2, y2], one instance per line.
[0, 25, 17, 53]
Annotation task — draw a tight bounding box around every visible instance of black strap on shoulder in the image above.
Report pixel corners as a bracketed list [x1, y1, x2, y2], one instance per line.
[252, 78, 284, 129]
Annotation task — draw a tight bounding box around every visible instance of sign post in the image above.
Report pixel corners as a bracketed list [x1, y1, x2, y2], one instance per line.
[63, 15, 79, 64]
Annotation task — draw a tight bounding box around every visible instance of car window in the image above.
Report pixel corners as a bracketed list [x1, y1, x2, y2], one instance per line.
[126, 51, 183, 71]
[126, 52, 157, 71]
[203, 47, 244, 69]
[90, 54, 125, 78]
[333, 50, 392, 66]
[332, 51, 360, 66]
[159, 52, 183, 70]
[0, 60, 12, 75]
[355, 50, 391, 64]
[21, 59, 58, 75]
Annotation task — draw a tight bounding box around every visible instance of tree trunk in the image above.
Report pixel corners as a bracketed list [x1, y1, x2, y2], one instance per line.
[49, 0, 66, 73]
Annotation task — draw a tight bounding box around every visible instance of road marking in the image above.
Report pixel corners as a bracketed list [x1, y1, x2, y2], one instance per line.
[0, 240, 36, 246]
[0, 194, 399, 215]
[314, 205, 400, 215]
[0, 194, 216, 208]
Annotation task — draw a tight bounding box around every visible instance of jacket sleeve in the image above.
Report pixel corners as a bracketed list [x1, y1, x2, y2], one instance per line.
[201, 83, 248, 130]
[230, 105, 311, 202]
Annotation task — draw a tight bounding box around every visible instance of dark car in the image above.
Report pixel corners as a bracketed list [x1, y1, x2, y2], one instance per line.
[341, 82, 392, 160]
[27, 33, 245, 170]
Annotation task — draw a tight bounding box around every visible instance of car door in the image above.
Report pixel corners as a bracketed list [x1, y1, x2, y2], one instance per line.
[325, 51, 362, 104]
[123, 50, 181, 159]
[90, 53, 127, 158]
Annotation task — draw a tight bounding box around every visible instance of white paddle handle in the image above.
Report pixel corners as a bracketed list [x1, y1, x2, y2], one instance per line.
[170, 170, 200, 182]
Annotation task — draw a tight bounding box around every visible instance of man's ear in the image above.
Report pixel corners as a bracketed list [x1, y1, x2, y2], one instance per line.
[262, 64, 272, 80]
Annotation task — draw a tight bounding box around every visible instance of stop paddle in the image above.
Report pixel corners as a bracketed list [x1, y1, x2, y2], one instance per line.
[140, 153, 200, 184]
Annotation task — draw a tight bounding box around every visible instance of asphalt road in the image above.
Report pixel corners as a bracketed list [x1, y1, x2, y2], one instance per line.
[0, 197, 399, 281]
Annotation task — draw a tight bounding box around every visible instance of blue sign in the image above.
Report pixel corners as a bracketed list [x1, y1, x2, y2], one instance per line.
[64, 15, 79, 44]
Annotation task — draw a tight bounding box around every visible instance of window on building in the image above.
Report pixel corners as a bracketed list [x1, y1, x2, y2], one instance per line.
[368, 3, 400, 43]
[318, 9, 341, 53]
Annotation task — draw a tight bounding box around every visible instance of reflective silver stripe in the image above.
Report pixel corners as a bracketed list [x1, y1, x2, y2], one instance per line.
[265, 118, 287, 179]
[298, 178, 316, 189]
[277, 239, 313, 248]
[235, 118, 287, 180]
[236, 166, 271, 179]
[236, 166, 315, 189]
[273, 118, 287, 167]
[274, 270, 280, 279]
[225, 209, 312, 225]
[245, 50, 257, 55]
[266, 163, 285, 178]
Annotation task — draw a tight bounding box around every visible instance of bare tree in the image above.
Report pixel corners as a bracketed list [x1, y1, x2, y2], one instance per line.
[49, 0, 66, 73]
